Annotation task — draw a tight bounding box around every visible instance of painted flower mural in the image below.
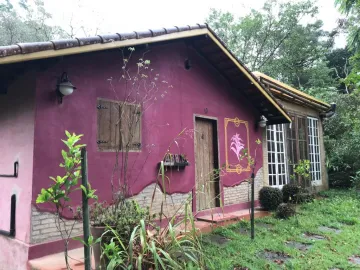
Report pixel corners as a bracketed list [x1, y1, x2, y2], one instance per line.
[230, 133, 245, 162]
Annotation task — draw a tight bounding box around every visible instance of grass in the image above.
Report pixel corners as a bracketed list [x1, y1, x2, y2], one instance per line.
[202, 189, 360, 270]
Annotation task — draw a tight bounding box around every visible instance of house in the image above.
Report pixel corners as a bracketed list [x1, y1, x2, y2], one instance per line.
[0, 24, 330, 268]
[254, 72, 334, 191]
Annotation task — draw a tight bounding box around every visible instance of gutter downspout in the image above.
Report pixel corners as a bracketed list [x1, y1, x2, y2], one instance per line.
[0, 194, 16, 237]
[320, 103, 336, 119]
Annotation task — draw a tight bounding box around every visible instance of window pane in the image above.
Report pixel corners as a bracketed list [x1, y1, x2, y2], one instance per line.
[307, 118, 321, 183]
[267, 124, 287, 187]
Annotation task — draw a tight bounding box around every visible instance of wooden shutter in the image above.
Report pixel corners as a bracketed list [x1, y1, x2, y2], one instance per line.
[97, 99, 120, 151]
[130, 104, 141, 151]
[120, 103, 141, 151]
[97, 99, 111, 150]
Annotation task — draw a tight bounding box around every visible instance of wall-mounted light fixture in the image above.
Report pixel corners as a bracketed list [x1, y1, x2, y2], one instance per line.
[258, 115, 268, 128]
[56, 72, 76, 104]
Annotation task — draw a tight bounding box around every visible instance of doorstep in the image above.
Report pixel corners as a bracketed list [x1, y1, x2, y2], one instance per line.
[28, 248, 93, 270]
[176, 208, 271, 234]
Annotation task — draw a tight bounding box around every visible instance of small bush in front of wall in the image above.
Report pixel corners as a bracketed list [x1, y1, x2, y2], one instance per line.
[282, 184, 301, 203]
[259, 187, 283, 211]
[295, 193, 314, 203]
[276, 203, 296, 219]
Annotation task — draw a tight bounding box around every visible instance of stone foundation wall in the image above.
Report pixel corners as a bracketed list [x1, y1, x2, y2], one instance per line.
[30, 184, 191, 244]
[31, 207, 82, 244]
[223, 167, 263, 205]
[130, 184, 192, 217]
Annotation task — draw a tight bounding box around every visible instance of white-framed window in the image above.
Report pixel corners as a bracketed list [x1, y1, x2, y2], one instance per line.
[307, 117, 321, 184]
[267, 124, 287, 188]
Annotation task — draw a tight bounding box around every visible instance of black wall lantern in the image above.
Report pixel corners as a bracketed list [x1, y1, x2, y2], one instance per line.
[258, 115, 268, 128]
[255, 115, 268, 131]
[56, 72, 76, 104]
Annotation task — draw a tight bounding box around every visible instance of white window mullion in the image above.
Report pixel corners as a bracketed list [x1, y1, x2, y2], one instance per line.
[307, 117, 321, 185]
[267, 124, 287, 188]
[274, 127, 279, 187]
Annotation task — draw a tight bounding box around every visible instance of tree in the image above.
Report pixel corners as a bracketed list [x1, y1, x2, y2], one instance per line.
[0, 0, 67, 45]
[335, 0, 360, 91]
[324, 89, 360, 172]
[206, 0, 333, 89]
[0, 0, 103, 46]
[326, 48, 352, 93]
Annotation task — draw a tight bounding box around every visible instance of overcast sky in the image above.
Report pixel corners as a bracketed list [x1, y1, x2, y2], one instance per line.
[44, 0, 346, 47]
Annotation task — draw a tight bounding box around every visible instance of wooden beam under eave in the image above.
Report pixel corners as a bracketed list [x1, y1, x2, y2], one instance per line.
[206, 31, 291, 123]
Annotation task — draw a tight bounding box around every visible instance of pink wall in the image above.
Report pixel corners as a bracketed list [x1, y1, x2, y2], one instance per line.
[0, 72, 36, 265]
[33, 42, 263, 212]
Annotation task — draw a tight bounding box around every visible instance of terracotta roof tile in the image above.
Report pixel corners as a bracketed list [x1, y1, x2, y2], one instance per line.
[118, 32, 137, 40]
[134, 30, 153, 39]
[0, 45, 21, 57]
[77, 36, 102, 46]
[51, 39, 80, 50]
[0, 24, 210, 58]
[97, 34, 121, 43]
[150, 28, 167, 37]
[17, 42, 54, 54]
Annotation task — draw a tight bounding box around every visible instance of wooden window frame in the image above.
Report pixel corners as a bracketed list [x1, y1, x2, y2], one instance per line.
[285, 112, 323, 186]
[97, 98, 142, 152]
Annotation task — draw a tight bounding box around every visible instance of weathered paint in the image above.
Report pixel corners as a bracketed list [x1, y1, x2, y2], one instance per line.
[32, 42, 263, 213]
[0, 72, 36, 267]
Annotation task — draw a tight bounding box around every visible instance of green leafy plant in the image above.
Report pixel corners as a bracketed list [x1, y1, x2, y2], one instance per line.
[36, 131, 97, 269]
[259, 187, 283, 211]
[92, 200, 151, 241]
[292, 159, 311, 189]
[101, 203, 205, 270]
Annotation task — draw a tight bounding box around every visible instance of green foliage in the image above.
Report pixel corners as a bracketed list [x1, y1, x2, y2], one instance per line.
[291, 159, 311, 188]
[0, 0, 68, 45]
[282, 184, 301, 203]
[203, 189, 360, 269]
[276, 203, 296, 219]
[101, 204, 205, 270]
[206, 0, 334, 89]
[350, 170, 360, 189]
[89, 200, 151, 243]
[295, 192, 314, 203]
[36, 131, 96, 208]
[293, 160, 310, 180]
[324, 90, 360, 173]
[259, 186, 283, 211]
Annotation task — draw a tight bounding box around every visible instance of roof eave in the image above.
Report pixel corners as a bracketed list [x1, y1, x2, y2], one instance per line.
[253, 71, 331, 110]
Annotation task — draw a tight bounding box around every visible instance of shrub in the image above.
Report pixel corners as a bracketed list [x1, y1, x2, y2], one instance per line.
[329, 171, 354, 188]
[276, 203, 296, 219]
[350, 170, 360, 189]
[295, 193, 314, 203]
[259, 187, 283, 211]
[87, 199, 151, 244]
[282, 184, 300, 203]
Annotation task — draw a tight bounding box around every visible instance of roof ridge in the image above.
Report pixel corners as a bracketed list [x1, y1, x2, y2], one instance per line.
[0, 23, 208, 58]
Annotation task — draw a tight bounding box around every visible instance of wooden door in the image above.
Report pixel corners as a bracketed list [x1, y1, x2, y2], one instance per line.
[195, 117, 218, 211]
